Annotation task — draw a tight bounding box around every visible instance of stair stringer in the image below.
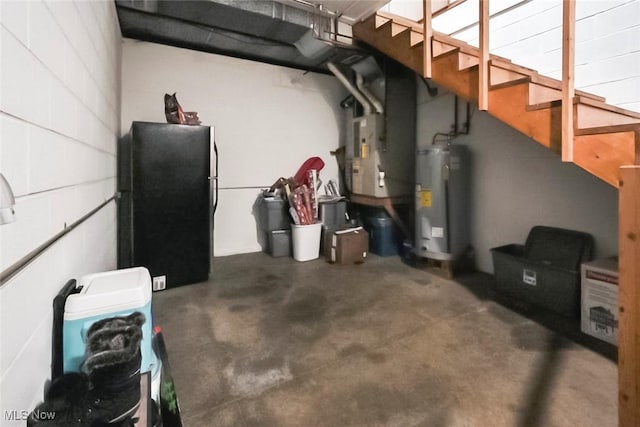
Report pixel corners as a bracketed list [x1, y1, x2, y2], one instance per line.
[352, 12, 639, 187]
[573, 131, 639, 187]
[488, 83, 562, 154]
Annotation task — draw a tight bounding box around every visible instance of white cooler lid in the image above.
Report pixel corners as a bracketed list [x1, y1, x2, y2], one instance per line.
[65, 267, 152, 320]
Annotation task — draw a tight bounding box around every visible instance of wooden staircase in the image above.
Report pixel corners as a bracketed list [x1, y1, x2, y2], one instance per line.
[352, 11, 640, 187]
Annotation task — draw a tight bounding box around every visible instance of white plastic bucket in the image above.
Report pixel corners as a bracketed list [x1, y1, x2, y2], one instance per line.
[291, 222, 322, 262]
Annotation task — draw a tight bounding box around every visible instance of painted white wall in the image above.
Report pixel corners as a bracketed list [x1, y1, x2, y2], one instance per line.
[384, 0, 640, 112]
[417, 83, 618, 273]
[121, 40, 346, 256]
[0, 1, 120, 423]
[381, 0, 423, 20]
[380, 0, 466, 20]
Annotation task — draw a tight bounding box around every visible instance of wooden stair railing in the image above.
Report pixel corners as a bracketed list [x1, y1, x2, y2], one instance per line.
[352, 10, 640, 188]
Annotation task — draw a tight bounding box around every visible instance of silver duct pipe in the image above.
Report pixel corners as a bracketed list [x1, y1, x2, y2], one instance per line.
[327, 62, 372, 115]
[355, 72, 384, 114]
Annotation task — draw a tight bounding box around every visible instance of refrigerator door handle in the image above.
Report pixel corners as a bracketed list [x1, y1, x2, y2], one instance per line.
[212, 177, 219, 215]
[209, 131, 218, 271]
[213, 140, 219, 215]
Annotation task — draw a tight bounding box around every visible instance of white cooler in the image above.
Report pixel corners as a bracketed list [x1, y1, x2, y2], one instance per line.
[63, 267, 158, 376]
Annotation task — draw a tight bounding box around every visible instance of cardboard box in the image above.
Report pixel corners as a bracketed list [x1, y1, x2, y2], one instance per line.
[327, 227, 369, 264]
[321, 223, 351, 256]
[581, 257, 619, 345]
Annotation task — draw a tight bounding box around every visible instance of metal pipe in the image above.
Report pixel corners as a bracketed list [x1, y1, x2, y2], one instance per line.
[355, 72, 384, 114]
[421, 78, 439, 97]
[327, 62, 372, 115]
[454, 95, 459, 134]
[0, 197, 116, 286]
[465, 101, 471, 133]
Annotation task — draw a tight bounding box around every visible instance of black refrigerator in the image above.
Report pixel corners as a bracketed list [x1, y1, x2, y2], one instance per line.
[118, 122, 217, 289]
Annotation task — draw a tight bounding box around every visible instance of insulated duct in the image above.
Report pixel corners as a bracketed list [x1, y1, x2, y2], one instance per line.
[327, 62, 372, 115]
[294, 29, 333, 58]
[355, 72, 384, 114]
[116, 0, 370, 73]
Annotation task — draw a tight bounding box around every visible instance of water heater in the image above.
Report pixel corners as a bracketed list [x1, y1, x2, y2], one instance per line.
[415, 143, 470, 261]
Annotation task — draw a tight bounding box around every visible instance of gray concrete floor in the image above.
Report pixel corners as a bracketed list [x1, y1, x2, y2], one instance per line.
[153, 252, 617, 427]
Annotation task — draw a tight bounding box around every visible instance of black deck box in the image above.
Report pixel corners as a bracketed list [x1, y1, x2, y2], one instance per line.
[491, 226, 594, 317]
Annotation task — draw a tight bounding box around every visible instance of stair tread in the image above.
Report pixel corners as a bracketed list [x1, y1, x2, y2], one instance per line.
[391, 22, 408, 36]
[432, 34, 516, 65]
[464, 56, 606, 105]
[431, 37, 600, 104]
[575, 123, 640, 135]
[368, 11, 606, 104]
[394, 27, 417, 49]
[374, 19, 394, 37]
[374, 15, 390, 28]
[377, 11, 423, 33]
[575, 96, 640, 120]
[489, 76, 532, 91]
[526, 100, 562, 111]
[490, 58, 537, 77]
[372, 13, 516, 67]
[490, 60, 605, 102]
[433, 32, 477, 55]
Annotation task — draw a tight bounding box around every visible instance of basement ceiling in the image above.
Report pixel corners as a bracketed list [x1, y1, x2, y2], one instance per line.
[277, 0, 391, 24]
[115, 0, 388, 73]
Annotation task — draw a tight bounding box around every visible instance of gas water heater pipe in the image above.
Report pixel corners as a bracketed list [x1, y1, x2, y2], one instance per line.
[327, 62, 372, 115]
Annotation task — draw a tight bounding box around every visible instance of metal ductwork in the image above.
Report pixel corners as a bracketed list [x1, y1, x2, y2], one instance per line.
[327, 62, 373, 115]
[352, 56, 385, 114]
[355, 72, 384, 114]
[328, 56, 385, 115]
[115, 0, 375, 73]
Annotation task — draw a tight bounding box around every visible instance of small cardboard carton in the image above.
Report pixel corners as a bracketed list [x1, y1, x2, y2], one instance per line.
[581, 257, 619, 345]
[327, 227, 369, 265]
[321, 223, 351, 257]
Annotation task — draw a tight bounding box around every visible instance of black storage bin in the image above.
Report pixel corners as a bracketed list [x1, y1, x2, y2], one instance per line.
[491, 226, 594, 317]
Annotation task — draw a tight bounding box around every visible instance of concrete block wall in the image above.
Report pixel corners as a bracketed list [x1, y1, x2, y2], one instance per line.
[0, 1, 121, 424]
[574, 1, 640, 111]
